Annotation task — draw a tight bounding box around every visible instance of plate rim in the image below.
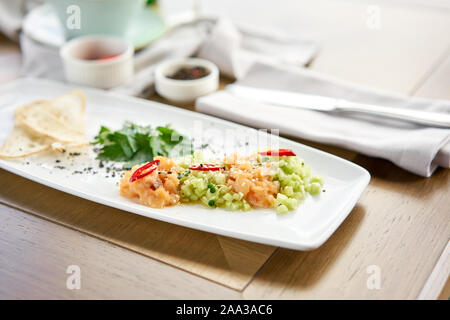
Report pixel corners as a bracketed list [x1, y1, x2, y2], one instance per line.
[0, 77, 371, 250]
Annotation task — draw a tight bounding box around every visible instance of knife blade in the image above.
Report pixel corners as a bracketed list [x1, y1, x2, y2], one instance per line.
[226, 84, 450, 128]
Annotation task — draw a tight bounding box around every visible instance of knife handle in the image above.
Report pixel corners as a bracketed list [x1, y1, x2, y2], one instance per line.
[335, 100, 450, 128]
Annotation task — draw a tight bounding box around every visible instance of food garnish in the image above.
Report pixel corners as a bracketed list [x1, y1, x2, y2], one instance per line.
[129, 159, 160, 182]
[189, 164, 223, 171]
[120, 151, 323, 214]
[258, 149, 296, 156]
[92, 121, 193, 169]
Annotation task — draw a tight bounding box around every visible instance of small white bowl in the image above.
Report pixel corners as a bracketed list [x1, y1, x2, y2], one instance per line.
[60, 35, 134, 89]
[155, 58, 219, 104]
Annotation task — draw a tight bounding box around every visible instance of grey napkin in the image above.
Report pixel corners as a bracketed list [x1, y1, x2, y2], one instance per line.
[16, 14, 316, 97]
[196, 63, 450, 177]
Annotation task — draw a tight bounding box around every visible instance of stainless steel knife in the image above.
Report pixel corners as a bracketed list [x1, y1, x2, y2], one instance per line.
[226, 84, 450, 128]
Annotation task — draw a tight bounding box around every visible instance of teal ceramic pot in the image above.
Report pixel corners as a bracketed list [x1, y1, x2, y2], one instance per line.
[47, 0, 145, 40]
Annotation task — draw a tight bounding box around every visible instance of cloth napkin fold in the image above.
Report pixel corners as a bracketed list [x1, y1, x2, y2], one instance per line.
[17, 14, 317, 97]
[0, 0, 43, 40]
[196, 63, 450, 177]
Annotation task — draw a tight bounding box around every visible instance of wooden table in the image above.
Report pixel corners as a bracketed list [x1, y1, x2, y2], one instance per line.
[0, 0, 449, 299]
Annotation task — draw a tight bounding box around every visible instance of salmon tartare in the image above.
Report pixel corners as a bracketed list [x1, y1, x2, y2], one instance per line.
[120, 149, 323, 214]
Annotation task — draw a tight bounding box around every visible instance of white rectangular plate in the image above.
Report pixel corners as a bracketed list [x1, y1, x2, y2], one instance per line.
[0, 78, 370, 250]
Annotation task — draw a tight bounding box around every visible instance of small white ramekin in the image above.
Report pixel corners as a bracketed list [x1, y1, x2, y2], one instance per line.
[155, 58, 219, 104]
[60, 35, 134, 89]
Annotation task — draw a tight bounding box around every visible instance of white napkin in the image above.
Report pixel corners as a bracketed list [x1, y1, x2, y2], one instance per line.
[0, 0, 42, 40]
[196, 63, 450, 177]
[16, 16, 316, 97]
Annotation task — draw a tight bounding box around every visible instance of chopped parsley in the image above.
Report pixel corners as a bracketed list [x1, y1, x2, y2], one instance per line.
[92, 121, 193, 169]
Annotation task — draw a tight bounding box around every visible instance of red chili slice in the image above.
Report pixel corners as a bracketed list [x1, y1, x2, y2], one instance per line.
[129, 159, 160, 183]
[258, 149, 296, 156]
[189, 164, 222, 171]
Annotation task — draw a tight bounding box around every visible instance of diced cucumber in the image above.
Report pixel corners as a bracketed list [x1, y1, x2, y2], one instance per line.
[271, 156, 323, 214]
[276, 204, 289, 214]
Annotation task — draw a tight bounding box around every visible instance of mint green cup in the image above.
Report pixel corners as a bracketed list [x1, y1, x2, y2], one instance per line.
[47, 0, 145, 40]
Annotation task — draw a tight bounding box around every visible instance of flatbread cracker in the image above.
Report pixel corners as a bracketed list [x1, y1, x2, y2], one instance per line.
[51, 141, 90, 153]
[40, 90, 86, 134]
[0, 91, 88, 158]
[0, 124, 51, 158]
[15, 91, 86, 143]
